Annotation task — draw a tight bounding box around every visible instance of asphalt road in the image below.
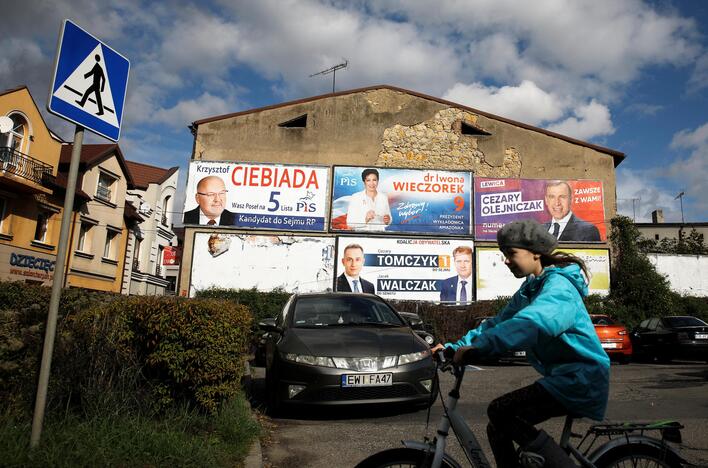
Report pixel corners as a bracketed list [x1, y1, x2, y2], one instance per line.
[251, 360, 708, 467]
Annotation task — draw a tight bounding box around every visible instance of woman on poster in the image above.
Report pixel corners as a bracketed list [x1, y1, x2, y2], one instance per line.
[346, 168, 391, 231]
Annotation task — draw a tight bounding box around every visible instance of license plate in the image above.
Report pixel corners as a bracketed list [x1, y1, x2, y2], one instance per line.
[514, 351, 526, 357]
[696, 333, 708, 339]
[341, 373, 393, 387]
[602, 342, 619, 349]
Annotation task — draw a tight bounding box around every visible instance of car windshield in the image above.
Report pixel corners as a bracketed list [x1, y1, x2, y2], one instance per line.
[591, 315, 616, 325]
[664, 316, 708, 328]
[292, 296, 406, 327]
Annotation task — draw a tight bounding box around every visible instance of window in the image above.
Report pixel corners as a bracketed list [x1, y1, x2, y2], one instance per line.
[104, 230, 117, 259]
[7, 114, 27, 152]
[278, 114, 307, 128]
[77, 222, 92, 251]
[161, 196, 171, 225]
[133, 237, 141, 271]
[455, 120, 492, 136]
[96, 172, 116, 202]
[0, 198, 7, 234]
[34, 211, 49, 242]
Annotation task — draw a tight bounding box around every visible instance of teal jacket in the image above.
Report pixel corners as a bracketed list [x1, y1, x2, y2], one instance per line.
[445, 264, 610, 420]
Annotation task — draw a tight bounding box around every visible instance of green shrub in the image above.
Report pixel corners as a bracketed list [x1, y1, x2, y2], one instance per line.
[1, 283, 253, 416]
[195, 287, 290, 323]
[80, 296, 252, 414]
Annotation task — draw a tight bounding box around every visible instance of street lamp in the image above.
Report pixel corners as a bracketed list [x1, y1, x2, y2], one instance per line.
[674, 191, 685, 224]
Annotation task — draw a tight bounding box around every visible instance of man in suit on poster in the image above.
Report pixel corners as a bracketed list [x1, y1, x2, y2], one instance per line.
[183, 175, 236, 226]
[543, 180, 601, 242]
[336, 243, 375, 293]
[439, 245, 473, 303]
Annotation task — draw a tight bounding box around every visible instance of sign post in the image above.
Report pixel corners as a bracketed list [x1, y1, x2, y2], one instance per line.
[31, 19, 129, 448]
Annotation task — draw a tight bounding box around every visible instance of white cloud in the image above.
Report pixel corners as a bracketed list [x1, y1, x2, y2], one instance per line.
[671, 122, 708, 149]
[616, 168, 683, 222]
[546, 100, 615, 140]
[442, 80, 565, 125]
[152, 92, 238, 128]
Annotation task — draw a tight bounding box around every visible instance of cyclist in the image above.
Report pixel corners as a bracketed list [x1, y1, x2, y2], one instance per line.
[432, 219, 610, 467]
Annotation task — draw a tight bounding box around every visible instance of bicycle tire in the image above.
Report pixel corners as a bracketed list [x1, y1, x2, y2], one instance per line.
[593, 442, 684, 468]
[354, 447, 456, 468]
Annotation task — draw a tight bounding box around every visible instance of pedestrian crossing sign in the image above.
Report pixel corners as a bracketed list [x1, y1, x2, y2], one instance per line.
[48, 19, 130, 142]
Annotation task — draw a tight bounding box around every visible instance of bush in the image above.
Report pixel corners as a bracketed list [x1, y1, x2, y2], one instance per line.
[76, 296, 252, 414]
[195, 287, 290, 324]
[1, 283, 253, 416]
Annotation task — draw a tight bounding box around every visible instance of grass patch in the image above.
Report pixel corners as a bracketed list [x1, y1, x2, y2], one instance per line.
[1, 394, 260, 468]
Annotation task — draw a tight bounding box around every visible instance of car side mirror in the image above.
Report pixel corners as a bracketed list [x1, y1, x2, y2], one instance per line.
[258, 318, 282, 333]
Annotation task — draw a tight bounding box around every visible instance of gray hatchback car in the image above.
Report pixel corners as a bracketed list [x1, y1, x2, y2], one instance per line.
[260, 293, 436, 411]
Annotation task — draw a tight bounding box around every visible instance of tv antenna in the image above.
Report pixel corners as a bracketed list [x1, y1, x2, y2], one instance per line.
[310, 59, 348, 93]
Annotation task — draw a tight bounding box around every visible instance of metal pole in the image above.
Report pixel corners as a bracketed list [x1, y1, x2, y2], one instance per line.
[332, 69, 336, 93]
[680, 196, 684, 224]
[30, 125, 84, 448]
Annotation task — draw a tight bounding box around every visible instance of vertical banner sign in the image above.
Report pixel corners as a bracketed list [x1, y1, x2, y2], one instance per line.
[474, 178, 606, 242]
[48, 20, 130, 141]
[331, 166, 472, 235]
[183, 161, 329, 231]
[335, 237, 475, 302]
[190, 233, 335, 296]
[475, 247, 610, 300]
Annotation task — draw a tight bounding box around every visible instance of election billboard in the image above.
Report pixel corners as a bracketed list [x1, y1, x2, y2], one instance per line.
[335, 237, 475, 302]
[475, 247, 610, 300]
[331, 166, 472, 235]
[474, 178, 606, 242]
[183, 161, 329, 231]
[190, 233, 335, 296]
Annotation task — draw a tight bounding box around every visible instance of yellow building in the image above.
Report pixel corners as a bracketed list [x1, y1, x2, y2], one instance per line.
[0, 86, 73, 285]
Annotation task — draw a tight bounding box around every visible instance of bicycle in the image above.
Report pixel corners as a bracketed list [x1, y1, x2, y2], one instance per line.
[355, 351, 690, 468]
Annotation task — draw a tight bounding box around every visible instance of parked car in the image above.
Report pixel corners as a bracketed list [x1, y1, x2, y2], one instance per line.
[466, 316, 527, 363]
[260, 293, 436, 411]
[589, 314, 632, 364]
[630, 315, 708, 363]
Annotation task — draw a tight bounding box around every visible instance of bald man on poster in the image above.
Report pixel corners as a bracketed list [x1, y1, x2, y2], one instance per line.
[183, 176, 236, 226]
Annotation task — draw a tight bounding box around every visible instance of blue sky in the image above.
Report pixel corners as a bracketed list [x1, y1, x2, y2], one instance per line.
[2, 0, 707, 223]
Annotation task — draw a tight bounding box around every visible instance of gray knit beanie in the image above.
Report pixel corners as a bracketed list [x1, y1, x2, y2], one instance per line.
[497, 219, 558, 254]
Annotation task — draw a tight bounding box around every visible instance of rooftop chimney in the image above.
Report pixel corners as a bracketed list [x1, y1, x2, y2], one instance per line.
[651, 209, 664, 224]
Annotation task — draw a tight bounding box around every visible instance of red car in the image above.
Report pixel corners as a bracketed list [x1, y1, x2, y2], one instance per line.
[590, 314, 632, 363]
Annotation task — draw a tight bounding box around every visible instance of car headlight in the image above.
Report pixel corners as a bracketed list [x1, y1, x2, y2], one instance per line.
[283, 353, 336, 368]
[398, 349, 430, 365]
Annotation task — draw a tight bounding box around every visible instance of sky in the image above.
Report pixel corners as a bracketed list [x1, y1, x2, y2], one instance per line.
[2, 0, 707, 223]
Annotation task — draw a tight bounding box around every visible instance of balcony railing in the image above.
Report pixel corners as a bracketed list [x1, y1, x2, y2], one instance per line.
[0, 146, 53, 185]
[96, 185, 112, 202]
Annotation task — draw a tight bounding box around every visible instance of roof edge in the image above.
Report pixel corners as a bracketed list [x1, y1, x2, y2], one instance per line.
[191, 84, 625, 163]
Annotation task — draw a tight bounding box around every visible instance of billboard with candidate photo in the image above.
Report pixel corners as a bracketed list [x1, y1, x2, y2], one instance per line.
[475, 247, 610, 300]
[189, 233, 335, 296]
[331, 166, 472, 235]
[474, 178, 606, 242]
[183, 161, 330, 231]
[335, 237, 475, 302]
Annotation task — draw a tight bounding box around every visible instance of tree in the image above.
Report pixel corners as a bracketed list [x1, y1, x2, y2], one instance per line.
[609, 216, 675, 326]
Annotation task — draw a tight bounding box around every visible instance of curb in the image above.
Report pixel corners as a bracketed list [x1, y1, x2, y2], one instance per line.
[242, 359, 264, 468]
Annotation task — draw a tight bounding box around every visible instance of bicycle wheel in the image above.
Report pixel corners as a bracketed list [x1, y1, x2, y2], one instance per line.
[593, 443, 684, 468]
[354, 447, 456, 468]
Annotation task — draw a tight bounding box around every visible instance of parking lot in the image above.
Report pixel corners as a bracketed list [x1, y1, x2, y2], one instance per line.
[251, 360, 708, 467]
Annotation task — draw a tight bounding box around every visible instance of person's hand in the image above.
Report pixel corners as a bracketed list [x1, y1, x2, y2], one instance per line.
[365, 210, 375, 222]
[453, 346, 480, 365]
[430, 343, 445, 353]
[383, 214, 391, 224]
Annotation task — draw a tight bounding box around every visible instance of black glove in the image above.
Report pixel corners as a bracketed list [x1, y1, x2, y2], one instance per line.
[443, 346, 456, 360]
